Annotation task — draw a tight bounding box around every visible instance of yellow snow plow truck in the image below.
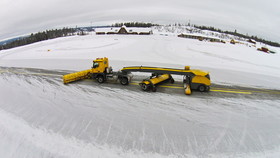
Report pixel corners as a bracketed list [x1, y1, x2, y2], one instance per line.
[63, 57, 132, 85]
[63, 57, 211, 95]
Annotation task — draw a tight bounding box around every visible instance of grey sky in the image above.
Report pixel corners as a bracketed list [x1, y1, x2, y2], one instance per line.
[1, 0, 279, 42]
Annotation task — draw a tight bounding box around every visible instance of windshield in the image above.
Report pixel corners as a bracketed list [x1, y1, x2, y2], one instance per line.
[92, 62, 99, 68]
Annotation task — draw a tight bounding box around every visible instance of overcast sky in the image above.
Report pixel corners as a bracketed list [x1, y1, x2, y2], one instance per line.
[1, 0, 279, 42]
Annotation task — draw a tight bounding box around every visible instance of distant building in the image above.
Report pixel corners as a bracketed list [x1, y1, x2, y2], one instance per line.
[95, 25, 152, 35]
[230, 39, 236, 44]
[257, 47, 269, 53]
[178, 33, 223, 43]
[118, 26, 128, 34]
[247, 39, 256, 44]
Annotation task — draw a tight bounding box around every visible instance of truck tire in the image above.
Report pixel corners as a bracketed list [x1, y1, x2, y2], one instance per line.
[97, 75, 105, 83]
[205, 86, 210, 92]
[120, 77, 129, 85]
[198, 85, 206, 92]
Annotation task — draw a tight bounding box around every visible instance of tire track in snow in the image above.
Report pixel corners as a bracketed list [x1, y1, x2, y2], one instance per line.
[202, 110, 233, 154]
[0, 109, 176, 158]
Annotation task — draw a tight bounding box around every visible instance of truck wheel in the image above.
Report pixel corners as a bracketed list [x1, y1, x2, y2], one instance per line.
[198, 85, 206, 92]
[205, 86, 210, 92]
[97, 75, 105, 83]
[120, 77, 129, 85]
[141, 84, 149, 91]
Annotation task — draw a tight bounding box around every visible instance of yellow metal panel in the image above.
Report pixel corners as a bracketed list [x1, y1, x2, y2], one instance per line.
[189, 69, 209, 76]
[122, 67, 188, 73]
[142, 81, 150, 85]
[150, 74, 170, 85]
[192, 76, 211, 86]
[121, 66, 209, 77]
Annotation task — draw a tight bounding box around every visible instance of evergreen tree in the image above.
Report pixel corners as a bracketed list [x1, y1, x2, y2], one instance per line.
[0, 28, 76, 50]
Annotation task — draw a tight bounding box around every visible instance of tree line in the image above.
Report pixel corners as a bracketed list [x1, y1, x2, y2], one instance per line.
[193, 25, 280, 47]
[112, 22, 159, 28]
[0, 28, 76, 51]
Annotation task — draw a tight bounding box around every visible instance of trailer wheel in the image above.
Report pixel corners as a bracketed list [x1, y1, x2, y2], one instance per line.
[170, 78, 175, 84]
[141, 84, 149, 91]
[120, 77, 129, 85]
[152, 86, 157, 92]
[97, 75, 105, 83]
[198, 85, 206, 92]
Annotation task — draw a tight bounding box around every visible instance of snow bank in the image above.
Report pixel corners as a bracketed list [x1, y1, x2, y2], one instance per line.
[0, 108, 175, 158]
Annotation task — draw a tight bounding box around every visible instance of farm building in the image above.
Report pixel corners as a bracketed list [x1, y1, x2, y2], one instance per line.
[178, 33, 223, 43]
[247, 39, 257, 44]
[95, 25, 152, 35]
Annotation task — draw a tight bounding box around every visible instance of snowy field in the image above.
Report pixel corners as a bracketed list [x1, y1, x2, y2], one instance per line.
[1, 33, 280, 89]
[1, 33, 280, 157]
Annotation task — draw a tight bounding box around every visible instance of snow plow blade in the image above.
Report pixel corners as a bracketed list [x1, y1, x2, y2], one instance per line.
[63, 69, 92, 84]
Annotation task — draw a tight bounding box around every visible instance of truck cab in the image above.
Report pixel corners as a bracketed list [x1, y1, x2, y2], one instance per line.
[91, 57, 109, 73]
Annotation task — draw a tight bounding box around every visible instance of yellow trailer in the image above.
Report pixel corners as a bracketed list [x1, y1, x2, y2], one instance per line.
[121, 66, 211, 95]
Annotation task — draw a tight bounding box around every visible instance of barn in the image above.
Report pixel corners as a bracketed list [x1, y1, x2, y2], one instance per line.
[178, 33, 223, 43]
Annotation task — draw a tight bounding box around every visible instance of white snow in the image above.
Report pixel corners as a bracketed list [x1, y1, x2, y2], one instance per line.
[1, 30, 280, 157]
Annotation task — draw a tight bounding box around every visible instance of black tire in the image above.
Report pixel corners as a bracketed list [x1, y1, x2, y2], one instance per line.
[152, 86, 157, 92]
[120, 77, 129, 85]
[141, 83, 149, 91]
[170, 78, 175, 84]
[205, 86, 210, 92]
[198, 85, 206, 92]
[96, 75, 105, 83]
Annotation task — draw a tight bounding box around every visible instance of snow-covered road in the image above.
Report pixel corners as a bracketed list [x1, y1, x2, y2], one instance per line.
[1, 69, 280, 157]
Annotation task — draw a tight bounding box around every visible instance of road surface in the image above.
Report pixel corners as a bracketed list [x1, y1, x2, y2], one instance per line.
[1, 67, 279, 100]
